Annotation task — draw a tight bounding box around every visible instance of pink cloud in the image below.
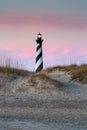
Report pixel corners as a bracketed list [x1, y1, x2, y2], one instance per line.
[44, 44, 87, 60]
[0, 14, 87, 31]
[0, 42, 35, 59]
[79, 48, 87, 55]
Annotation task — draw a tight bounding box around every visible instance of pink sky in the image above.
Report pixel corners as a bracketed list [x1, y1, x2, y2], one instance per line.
[0, 1, 87, 70]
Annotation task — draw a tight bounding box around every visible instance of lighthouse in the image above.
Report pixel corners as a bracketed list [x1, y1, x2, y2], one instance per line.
[35, 33, 43, 72]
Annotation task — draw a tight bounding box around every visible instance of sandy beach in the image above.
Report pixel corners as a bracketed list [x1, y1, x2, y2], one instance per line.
[0, 70, 87, 130]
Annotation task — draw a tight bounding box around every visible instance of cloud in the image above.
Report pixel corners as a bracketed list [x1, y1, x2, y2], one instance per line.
[0, 14, 87, 31]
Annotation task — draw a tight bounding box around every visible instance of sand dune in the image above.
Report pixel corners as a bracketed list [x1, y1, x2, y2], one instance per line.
[0, 69, 87, 99]
[0, 69, 87, 129]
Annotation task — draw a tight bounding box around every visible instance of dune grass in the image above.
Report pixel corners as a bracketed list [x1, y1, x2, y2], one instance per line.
[0, 66, 30, 76]
[0, 57, 31, 76]
[46, 64, 87, 83]
[0, 57, 87, 84]
[71, 65, 87, 83]
[46, 64, 77, 73]
[29, 72, 64, 89]
[30, 72, 51, 80]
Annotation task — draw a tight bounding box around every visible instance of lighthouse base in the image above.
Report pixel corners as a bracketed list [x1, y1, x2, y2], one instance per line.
[35, 62, 43, 72]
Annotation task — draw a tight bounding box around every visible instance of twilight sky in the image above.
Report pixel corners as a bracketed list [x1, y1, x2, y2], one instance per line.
[0, 0, 87, 70]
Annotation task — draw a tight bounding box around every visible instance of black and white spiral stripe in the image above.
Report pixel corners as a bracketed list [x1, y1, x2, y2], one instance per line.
[35, 43, 43, 72]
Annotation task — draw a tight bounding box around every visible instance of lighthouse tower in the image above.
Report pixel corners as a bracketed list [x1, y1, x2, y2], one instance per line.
[35, 33, 43, 72]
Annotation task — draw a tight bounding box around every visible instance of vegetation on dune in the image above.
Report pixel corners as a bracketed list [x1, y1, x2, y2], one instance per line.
[29, 72, 64, 89]
[46, 64, 87, 84]
[0, 66, 29, 76]
[0, 57, 87, 84]
[71, 66, 87, 83]
[46, 64, 77, 73]
[0, 57, 32, 76]
[30, 72, 51, 80]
